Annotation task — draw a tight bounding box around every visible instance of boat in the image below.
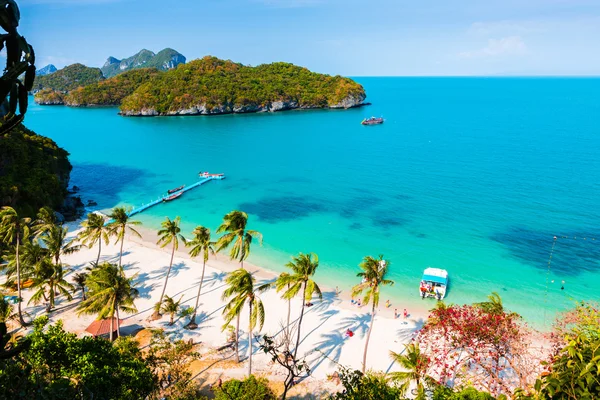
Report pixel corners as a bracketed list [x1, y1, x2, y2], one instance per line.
[419, 268, 449, 300]
[361, 117, 384, 125]
[199, 172, 225, 179]
[163, 191, 183, 202]
[167, 185, 185, 194]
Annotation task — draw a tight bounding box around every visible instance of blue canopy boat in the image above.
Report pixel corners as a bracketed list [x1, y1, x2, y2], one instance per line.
[419, 267, 449, 300]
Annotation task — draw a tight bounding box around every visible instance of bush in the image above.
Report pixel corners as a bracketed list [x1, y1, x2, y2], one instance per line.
[214, 375, 276, 400]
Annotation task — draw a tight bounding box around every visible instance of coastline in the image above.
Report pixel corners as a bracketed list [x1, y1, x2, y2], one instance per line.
[27, 216, 428, 392]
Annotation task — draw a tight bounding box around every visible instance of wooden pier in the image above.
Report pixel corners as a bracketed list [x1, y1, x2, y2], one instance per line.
[127, 174, 225, 217]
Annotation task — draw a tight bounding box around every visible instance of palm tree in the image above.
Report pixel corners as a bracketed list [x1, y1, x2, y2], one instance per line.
[277, 252, 322, 359]
[186, 226, 215, 328]
[216, 210, 262, 269]
[0, 297, 15, 324]
[40, 224, 80, 265]
[352, 255, 394, 373]
[160, 295, 183, 325]
[28, 259, 74, 312]
[72, 272, 88, 301]
[78, 212, 110, 266]
[2, 241, 47, 284]
[274, 271, 293, 351]
[475, 292, 506, 315]
[106, 207, 141, 268]
[155, 216, 185, 319]
[33, 206, 57, 238]
[0, 206, 31, 326]
[389, 343, 435, 398]
[222, 268, 266, 374]
[77, 262, 139, 341]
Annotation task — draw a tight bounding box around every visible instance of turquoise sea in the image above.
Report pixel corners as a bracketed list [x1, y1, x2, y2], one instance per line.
[26, 78, 600, 328]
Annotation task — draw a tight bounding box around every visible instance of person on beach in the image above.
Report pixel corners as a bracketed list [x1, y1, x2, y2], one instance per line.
[394, 308, 398, 319]
[403, 308, 408, 318]
[385, 300, 391, 308]
[357, 299, 362, 307]
[335, 286, 340, 295]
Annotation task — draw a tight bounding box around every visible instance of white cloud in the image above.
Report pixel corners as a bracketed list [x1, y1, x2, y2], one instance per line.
[459, 36, 528, 58]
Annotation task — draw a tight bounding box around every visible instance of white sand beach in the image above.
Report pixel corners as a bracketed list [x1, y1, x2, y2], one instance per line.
[13, 220, 430, 395]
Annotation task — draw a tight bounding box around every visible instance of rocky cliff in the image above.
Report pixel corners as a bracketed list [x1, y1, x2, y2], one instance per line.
[101, 48, 186, 78]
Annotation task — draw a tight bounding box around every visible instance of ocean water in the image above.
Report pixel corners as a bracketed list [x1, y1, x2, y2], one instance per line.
[25, 78, 600, 328]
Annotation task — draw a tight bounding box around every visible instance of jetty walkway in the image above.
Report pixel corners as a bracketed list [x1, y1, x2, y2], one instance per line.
[127, 174, 225, 217]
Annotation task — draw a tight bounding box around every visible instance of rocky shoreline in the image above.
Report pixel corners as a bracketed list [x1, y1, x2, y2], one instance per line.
[119, 93, 367, 116]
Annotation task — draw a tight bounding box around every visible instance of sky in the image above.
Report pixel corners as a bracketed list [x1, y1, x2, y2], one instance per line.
[13, 0, 600, 76]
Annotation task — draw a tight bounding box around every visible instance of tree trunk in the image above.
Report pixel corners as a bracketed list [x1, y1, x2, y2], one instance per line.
[116, 308, 121, 338]
[362, 302, 377, 373]
[118, 229, 125, 268]
[96, 238, 102, 266]
[156, 243, 176, 315]
[286, 296, 291, 352]
[235, 312, 240, 363]
[109, 314, 114, 341]
[189, 258, 207, 327]
[293, 282, 307, 360]
[81, 287, 86, 301]
[248, 301, 253, 376]
[170, 313, 174, 325]
[15, 233, 26, 326]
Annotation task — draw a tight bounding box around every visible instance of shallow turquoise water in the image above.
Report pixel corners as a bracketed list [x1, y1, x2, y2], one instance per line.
[26, 78, 600, 327]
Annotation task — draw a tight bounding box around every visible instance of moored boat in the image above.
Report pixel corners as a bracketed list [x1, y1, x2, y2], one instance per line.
[199, 171, 225, 178]
[163, 191, 183, 202]
[167, 185, 185, 194]
[419, 267, 449, 300]
[361, 116, 384, 125]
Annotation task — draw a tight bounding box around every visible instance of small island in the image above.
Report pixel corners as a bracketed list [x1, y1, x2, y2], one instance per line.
[120, 56, 366, 116]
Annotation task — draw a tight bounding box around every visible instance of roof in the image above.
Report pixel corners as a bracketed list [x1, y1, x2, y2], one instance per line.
[85, 318, 124, 337]
[422, 268, 449, 285]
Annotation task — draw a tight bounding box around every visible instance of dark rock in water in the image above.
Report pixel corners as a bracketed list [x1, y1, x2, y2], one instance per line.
[72, 185, 80, 192]
[87, 200, 98, 206]
[60, 195, 85, 221]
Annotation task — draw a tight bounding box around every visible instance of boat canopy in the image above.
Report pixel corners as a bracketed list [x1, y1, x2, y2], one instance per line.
[421, 268, 448, 285]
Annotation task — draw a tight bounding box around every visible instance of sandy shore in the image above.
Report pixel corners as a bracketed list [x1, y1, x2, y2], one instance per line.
[13, 219, 428, 394]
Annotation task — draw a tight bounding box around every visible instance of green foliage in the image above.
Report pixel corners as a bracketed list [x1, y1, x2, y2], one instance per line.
[534, 302, 600, 399]
[0, 317, 156, 399]
[216, 210, 262, 267]
[67, 68, 162, 106]
[0, 124, 72, 216]
[433, 386, 502, 400]
[120, 56, 365, 114]
[33, 88, 67, 104]
[213, 375, 276, 400]
[33, 63, 104, 92]
[330, 368, 403, 400]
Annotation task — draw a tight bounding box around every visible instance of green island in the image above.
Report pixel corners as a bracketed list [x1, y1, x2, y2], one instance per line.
[33, 63, 104, 94]
[66, 68, 162, 106]
[120, 56, 366, 115]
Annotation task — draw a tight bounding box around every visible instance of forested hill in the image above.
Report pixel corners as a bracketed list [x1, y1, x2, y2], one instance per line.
[33, 63, 104, 92]
[120, 56, 366, 116]
[66, 68, 162, 106]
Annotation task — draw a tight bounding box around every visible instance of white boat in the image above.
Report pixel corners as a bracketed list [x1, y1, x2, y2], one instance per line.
[419, 267, 449, 300]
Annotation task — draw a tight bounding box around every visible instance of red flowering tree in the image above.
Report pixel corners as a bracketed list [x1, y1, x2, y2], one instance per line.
[416, 299, 546, 397]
